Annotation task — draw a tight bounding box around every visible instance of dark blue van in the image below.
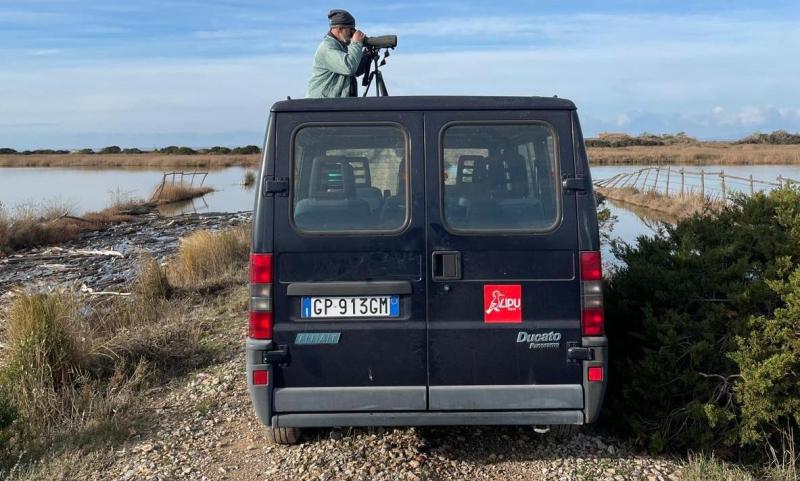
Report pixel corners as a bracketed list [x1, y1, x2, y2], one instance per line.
[247, 96, 607, 444]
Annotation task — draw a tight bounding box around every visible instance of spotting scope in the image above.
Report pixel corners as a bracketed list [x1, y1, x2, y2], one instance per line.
[363, 35, 397, 49]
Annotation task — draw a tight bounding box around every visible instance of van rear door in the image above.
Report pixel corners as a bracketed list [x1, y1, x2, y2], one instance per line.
[424, 110, 584, 411]
[271, 111, 427, 413]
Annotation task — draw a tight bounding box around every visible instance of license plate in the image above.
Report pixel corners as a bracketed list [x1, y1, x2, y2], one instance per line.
[301, 296, 399, 318]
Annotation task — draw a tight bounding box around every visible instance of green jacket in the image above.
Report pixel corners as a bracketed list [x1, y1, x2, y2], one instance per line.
[306, 34, 366, 98]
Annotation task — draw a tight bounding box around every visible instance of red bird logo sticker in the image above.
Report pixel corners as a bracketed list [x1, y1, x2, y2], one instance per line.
[484, 284, 522, 323]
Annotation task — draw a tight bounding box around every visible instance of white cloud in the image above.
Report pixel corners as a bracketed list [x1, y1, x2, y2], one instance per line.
[2, 9, 800, 146]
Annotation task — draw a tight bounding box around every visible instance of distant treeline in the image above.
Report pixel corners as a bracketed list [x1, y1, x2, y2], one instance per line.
[586, 130, 800, 147]
[735, 130, 800, 145]
[0, 145, 261, 155]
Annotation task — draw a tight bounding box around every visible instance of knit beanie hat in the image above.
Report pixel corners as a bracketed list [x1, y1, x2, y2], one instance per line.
[328, 9, 356, 28]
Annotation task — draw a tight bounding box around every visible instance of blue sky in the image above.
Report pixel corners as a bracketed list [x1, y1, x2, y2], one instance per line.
[2, 0, 799, 149]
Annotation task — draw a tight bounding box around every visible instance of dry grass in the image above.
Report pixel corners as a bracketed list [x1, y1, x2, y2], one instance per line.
[595, 186, 724, 219]
[681, 452, 799, 481]
[150, 182, 214, 204]
[0, 292, 88, 435]
[0, 153, 258, 169]
[0, 201, 137, 255]
[243, 170, 256, 187]
[682, 454, 755, 481]
[0, 249, 242, 466]
[170, 225, 251, 288]
[588, 143, 800, 165]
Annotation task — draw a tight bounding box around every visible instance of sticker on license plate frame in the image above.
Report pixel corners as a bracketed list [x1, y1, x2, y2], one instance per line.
[301, 296, 400, 319]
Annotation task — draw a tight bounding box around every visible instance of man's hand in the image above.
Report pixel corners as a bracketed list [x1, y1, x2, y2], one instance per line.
[352, 30, 365, 43]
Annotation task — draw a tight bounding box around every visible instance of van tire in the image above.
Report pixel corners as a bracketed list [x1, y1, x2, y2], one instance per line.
[548, 424, 580, 439]
[269, 427, 302, 445]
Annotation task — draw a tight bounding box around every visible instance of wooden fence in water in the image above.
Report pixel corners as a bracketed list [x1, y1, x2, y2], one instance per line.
[151, 171, 208, 200]
[594, 167, 799, 201]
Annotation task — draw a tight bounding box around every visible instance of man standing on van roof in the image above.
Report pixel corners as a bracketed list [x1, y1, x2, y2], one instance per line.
[306, 9, 369, 98]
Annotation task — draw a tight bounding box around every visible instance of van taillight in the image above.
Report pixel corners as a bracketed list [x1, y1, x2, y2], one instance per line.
[580, 251, 604, 336]
[250, 253, 273, 283]
[580, 251, 602, 281]
[249, 253, 273, 340]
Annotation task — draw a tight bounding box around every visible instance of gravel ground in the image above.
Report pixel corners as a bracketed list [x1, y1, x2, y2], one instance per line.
[90, 349, 683, 481]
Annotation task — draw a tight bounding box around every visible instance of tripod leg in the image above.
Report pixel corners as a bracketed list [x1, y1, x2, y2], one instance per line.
[362, 72, 375, 97]
[376, 71, 388, 96]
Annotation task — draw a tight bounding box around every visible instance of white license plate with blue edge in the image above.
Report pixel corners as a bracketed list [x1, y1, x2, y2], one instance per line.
[301, 296, 399, 318]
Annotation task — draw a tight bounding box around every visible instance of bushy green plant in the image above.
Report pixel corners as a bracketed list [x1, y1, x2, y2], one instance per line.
[231, 145, 260, 155]
[207, 146, 232, 154]
[158, 145, 196, 155]
[586, 132, 696, 147]
[604, 188, 800, 455]
[731, 269, 800, 445]
[98, 146, 121, 154]
[737, 130, 800, 145]
[0, 148, 17, 154]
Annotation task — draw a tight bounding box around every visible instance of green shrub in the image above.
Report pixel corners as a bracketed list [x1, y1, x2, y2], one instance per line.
[737, 130, 800, 145]
[98, 146, 121, 154]
[604, 187, 800, 455]
[586, 132, 696, 147]
[231, 145, 260, 155]
[731, 265, 800, 446]
[0, 148, 17, 154]
[76, 148, 95, 154]
[158, 146, 197, 155]
[121, 148, 144, 154]
[208, 146, 232, 154]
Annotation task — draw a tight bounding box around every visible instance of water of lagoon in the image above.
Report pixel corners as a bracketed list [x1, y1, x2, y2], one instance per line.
[1, 163, 797, 252]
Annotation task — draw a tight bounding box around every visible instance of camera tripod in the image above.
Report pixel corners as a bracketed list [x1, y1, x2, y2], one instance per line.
[362, 47, 391, 97]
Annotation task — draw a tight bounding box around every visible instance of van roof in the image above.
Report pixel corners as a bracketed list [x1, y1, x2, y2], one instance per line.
[271, 96, 576, 112]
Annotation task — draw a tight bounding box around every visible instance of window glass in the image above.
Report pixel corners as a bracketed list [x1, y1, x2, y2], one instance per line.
[293, 125, 407, 232]
[441, 123, 560, 231]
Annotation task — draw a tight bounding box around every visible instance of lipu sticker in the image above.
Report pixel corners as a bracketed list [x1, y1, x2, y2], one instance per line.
[484, 284, 522, 323]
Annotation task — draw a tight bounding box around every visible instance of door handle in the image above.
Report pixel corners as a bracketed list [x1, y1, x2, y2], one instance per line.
[432, 251, 462, 281]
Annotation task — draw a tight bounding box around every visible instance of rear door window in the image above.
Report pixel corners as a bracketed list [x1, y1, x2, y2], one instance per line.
[441, 123, 560, 232]
[292, 124, 408, 233]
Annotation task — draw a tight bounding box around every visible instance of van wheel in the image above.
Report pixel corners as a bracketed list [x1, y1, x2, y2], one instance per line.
[269, 427, 302, 445]
[547, 424, 580, 439]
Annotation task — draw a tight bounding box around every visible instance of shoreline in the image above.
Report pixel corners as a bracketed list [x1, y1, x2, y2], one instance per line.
[587, 143, 800, 165]
[0, 153, 260, 169]
[2, 144, 800, 169]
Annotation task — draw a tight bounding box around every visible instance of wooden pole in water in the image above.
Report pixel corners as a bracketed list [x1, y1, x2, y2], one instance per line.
[749, 174, 754, 195]
[633, 169, 644, 190]
[654, 167, 660, 194]
[680, 169, 685, 197]
[665, 166, 671, 196]
[720, 171, 726, 198]
[700, 169, 705, 199]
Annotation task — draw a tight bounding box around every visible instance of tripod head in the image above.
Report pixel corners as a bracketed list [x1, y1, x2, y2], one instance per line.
[361, 36, 397, 97]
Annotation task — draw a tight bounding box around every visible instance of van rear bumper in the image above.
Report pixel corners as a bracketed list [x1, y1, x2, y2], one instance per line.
[272, 410, 583, 428]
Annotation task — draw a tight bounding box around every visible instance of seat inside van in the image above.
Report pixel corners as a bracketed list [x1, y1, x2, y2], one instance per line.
[345, 156, 384, 213]
[442, 126, 559, 231]
[294, 156, 371, 230]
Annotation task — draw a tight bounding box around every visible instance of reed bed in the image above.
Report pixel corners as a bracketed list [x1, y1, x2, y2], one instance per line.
[0, 154, 259, 169]
[0, 202, 135, 255]
[595, 186, 723, 219]
[587, 143, 800, 165]
[150, 183, 214, 204]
